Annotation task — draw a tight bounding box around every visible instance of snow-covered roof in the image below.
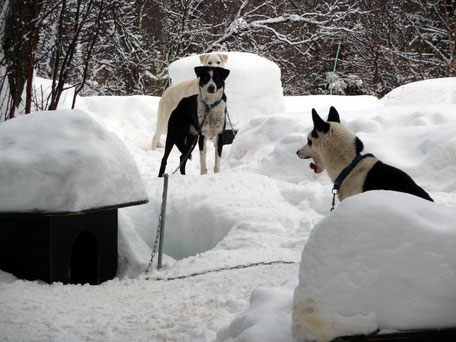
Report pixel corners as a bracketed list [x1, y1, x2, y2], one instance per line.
[0, 109, 148, 213]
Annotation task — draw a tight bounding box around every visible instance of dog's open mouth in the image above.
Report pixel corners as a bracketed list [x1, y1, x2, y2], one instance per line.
[310, 162, 317, 172]
[310, 161, 323, 174]
[297, 144, 325, 174]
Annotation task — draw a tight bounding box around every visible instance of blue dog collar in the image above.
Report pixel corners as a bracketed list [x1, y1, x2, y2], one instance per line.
[333, 153, 363, 191]
[205, 97, 223, 113]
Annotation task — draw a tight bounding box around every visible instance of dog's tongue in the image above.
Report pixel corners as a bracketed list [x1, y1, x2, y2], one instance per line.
[310, 162, 317, 172]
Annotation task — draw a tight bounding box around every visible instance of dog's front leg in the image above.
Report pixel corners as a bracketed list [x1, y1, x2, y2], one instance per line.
[158, 137, 174, 177]
[214, 134, 223, 173]
[198, 135, 208, 175]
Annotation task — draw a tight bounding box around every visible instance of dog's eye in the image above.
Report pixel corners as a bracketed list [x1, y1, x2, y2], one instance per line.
[307, 138, 312, 146]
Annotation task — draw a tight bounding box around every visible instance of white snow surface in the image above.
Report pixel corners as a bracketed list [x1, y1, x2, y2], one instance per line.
[0, 109, 147, 212]
[0, 52, 456, 342]
[381, 77, 456, 106]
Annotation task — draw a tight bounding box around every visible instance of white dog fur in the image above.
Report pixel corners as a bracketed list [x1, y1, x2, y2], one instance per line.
[151, 53, 228, 150]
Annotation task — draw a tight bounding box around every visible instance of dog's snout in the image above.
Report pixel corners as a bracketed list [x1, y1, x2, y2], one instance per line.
[208, 85, 216, 93]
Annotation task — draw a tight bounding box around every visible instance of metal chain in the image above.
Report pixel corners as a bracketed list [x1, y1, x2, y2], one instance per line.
[146, 197, 165, 273]
[145, 260, 297, 281]
[146, 136, 199, 273]
[226, 110, 235, 133]
[330, 188, 338, 212]
[171, 135, 199, 175]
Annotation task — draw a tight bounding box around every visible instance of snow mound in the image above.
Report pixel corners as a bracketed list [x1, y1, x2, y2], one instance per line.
[0, 110, 147, 212]
[292, 191, 456, 342]
[285, 95, 382, 115]
[216, 280, 297, 342]
[381, 77, 456, 106]
[169, 51, 285, 126]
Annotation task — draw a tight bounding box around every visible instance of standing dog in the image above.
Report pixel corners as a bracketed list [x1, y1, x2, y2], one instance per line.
[158, 66, 230, 177]
[151, 53, 228, 150]
[297, 107, 433, 202]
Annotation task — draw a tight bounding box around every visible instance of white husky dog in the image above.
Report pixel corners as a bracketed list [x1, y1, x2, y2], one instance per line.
[151, 53, 228, 150]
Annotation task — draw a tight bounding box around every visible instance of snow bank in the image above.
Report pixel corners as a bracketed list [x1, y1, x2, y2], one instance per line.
[0, 109, 147, 212]
[216, 279, 297, 342]
[381, 77, 456, 106]
[169, 51, 285, 126]
[292, 191, 456, 342]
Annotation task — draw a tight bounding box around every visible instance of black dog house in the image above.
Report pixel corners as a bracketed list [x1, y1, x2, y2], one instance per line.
[0, 200, 147, 285]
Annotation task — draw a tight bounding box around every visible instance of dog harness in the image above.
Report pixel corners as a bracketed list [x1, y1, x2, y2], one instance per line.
[204, 97, 223, 113]
[331, 153, 363, 211]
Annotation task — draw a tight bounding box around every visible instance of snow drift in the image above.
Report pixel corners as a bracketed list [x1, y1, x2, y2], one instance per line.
[292, 191, 456, 342]
[381, 77, 456, 106]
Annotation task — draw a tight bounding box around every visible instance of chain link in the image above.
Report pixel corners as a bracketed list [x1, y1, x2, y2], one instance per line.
[226, 110, 235, 133]
[146, 260, 297, 281]
[171, 135, 199, 175]
[330, 188, 338, 212]
[146, 201, 164, 273]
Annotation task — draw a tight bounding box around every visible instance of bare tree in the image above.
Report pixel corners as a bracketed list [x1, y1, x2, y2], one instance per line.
[406, 0, 455, 77]
[1, 0, 42, 121]
[85, 0, 159, 96]
[36, 0, 105, 110]
[2, 0, 454, 115]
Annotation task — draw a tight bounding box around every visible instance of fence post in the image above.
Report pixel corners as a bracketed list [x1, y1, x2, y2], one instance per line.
[157, 173, 168, 269]
[330, 41, 342, 95]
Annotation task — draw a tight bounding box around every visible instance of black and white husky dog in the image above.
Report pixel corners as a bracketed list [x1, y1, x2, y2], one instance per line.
[297, 107, 433, 202]
[158, 66, 230, 177]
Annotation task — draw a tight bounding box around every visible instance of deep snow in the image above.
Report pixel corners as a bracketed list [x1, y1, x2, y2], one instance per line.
[292, 191, 456, 342]
[0, 50, 456, 341]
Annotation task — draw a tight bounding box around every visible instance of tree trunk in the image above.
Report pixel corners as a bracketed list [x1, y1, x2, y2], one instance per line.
[2, 0, 41, 119]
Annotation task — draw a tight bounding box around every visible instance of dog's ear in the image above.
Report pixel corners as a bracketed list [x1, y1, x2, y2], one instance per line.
[355, 137, 364, 153]
[327, 106, 340, 123]
[312, 108, 330, 133]
[219, 54, 228, 63]
[218, 67, 230, 80]
[199, 54, 208, 64]
[194, 66, 207, 77]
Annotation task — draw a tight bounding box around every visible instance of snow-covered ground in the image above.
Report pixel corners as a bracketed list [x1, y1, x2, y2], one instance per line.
[1, 52, 456, 341]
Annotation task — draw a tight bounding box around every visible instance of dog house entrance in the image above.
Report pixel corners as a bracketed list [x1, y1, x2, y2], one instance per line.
[70, 231, 99, 285]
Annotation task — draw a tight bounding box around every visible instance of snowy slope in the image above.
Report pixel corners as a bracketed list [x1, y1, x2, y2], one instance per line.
[0, 53, 456, 341]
